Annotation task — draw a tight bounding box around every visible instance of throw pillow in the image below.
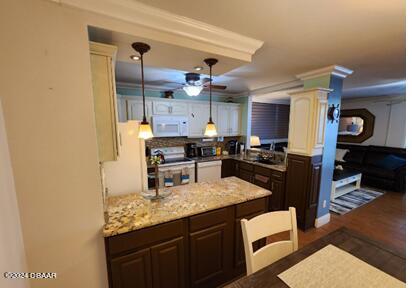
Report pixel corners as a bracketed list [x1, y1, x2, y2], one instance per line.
[335, 148, 349, 162]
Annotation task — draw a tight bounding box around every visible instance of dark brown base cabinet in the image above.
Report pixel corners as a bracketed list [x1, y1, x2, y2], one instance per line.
[221, 159, 286, 212]
[105, 197, 269, 288]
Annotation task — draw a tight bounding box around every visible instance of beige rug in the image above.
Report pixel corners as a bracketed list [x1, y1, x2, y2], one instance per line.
[278, 244, 405, 288]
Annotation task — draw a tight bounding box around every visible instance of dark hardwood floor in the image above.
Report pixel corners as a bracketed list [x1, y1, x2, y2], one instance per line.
[268, 190, 406, 256]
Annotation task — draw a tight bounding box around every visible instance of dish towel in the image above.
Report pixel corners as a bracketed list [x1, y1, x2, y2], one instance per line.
[164, 170, 174, 187]
[181, 167, 190, 185]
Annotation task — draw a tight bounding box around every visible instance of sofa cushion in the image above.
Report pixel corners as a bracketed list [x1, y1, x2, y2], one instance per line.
[364, 165, 397, 180]
[376, 154, 406, 171]
[343, 150, 366, 164]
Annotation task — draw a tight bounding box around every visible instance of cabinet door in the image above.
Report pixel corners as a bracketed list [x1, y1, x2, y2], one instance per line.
[229, 106, 241, 136]
[170, 102, 188, 115]
[271, 179, 285, 211]
[189, 209, 233, 288]
[238, 169, 254, 183]
[151, 237, 186, 288]
[217, 105, 230, 136]
[153, 101, 171, 115]
[90, 49, 119, 162]
[221, 159, 236, 178]
[189, 103, 209, 137]
[111, 248, 152, 288]
[127, 99, 152, 121]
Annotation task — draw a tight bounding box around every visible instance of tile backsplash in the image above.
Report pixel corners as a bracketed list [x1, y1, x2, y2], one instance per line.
[146, 136, 244, 150]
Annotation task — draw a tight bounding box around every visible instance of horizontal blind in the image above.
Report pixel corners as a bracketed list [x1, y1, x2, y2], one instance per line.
[251, 102, 290, 140]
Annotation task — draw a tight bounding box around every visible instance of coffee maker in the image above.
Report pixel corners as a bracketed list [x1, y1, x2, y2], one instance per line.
[227, 140, 240, 155]
[185, 143, 197, 158]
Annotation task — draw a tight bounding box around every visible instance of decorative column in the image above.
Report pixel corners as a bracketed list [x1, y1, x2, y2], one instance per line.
[286, 66, 352, 230]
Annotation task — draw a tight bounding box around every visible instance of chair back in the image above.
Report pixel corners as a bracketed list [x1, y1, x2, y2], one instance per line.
[241, 207, 298, 275]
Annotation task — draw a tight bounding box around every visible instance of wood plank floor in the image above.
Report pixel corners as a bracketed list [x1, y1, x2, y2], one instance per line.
[268, 190, 406, 256]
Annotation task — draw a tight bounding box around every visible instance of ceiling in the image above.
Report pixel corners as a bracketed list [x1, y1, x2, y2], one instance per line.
[129, 0, 405, 99]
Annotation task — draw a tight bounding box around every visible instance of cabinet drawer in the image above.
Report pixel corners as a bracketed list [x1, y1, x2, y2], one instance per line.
[106, 219, 185, 256]
[238, 162, 254, 172]
[238, 169, 254, 183]
[189, 207, 231, 233]
[235, 198, 267, 218]
[271, 170, 284, 179]
[254, 173, 271, 190]
[254, 166, 271, 177]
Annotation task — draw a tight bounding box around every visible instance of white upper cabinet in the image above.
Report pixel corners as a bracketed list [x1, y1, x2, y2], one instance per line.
[153, 101, 188, 115]
[189, 102, 217, 137]
[217, 104, 241, 136]
[126, 99, 152, 121]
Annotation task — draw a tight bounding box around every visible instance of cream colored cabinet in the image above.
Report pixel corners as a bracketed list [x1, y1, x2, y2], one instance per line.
[217, 104, 241, 136]
[126, 99, 152, 121]
[89, 42, 119, 162]
[189, 103, 217, 137]
[153, 100, 188, 115]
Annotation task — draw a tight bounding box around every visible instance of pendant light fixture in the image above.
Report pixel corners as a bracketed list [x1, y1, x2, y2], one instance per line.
[132, 42, 153, 140]
[203, 58, 218, 137]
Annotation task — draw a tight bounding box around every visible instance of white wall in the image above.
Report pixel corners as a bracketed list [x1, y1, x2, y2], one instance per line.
[0, 101, 29, 288]
[340, 96, 406, 148]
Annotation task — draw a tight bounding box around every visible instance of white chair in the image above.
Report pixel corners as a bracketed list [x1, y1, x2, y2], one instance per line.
[241, 207, 298, 275]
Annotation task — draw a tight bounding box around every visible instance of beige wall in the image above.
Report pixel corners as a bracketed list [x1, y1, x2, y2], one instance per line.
[0, 1, 108, 287]
[0, 101, 29, 288]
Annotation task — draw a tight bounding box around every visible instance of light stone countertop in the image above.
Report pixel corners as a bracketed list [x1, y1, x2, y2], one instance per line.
[103, 177, 272, 237]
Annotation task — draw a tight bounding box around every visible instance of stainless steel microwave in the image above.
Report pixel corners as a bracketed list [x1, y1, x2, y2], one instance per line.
[152, 115, 189, 137]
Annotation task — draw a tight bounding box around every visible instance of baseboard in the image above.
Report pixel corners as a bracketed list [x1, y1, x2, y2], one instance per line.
[314, 213, 330, 228]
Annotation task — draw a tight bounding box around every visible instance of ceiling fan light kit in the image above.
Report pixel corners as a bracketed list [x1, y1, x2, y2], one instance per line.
[204, 58, 219, 137]
[132, 42, 154, 140]
[183, 84, 203, 96]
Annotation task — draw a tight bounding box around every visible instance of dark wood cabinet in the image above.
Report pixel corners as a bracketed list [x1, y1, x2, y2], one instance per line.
[105, 198, 269, 288]
[233, 198, 267, 277]
[151, 237, 186, 288]
[221, 159, 236, 178]
[285, 153, 322, 230]
[238, 168, 254, 183]
[111, 248, 153, 288]
[270, 179, 285, 211]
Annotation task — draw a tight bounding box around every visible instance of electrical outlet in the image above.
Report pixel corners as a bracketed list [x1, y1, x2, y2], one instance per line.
[322, 200, 326, 208]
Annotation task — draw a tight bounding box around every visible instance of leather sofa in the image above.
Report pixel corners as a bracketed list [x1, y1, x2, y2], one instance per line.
[336, 144, 406, 192]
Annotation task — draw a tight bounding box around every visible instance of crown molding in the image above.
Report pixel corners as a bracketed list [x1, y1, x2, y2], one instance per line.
[297, 65, 353, 80]
[250, 79, 303, 96]
[49, 0, 263, 62]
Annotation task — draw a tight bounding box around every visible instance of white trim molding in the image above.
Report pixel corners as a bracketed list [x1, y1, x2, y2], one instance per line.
[297, 65, 353, 81]
[49, 0, 263, 62]
[314, 213, 330, 228]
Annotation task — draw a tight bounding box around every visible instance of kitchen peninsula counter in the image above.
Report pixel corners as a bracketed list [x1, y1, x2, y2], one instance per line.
[103, 176, 271, 237]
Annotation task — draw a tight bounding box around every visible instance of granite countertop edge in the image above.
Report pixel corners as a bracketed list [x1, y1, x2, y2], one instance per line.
[103, 177, 272, 238]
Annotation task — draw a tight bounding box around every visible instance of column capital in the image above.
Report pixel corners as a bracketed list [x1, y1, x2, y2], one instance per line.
[297, 65, 353, 81]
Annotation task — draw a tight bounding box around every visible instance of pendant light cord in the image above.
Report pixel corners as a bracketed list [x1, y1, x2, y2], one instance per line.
[140, 52, 146, 122]
[209, 64, 212, 122]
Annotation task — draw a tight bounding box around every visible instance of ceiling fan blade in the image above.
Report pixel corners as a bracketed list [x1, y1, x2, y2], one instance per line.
[205, 84, 227, 90]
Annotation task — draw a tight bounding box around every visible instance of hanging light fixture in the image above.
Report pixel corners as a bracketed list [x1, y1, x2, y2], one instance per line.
[203, 58, 218, 137]
[132, 42, 153, 140]
[182, 84, 203, 96]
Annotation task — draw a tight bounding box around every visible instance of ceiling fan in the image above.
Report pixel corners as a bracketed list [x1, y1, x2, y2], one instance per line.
[145, 72, 227, 96]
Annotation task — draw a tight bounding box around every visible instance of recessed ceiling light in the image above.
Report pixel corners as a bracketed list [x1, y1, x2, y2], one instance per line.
[130, 55, 141, 61]
[194, 66, 203, 71]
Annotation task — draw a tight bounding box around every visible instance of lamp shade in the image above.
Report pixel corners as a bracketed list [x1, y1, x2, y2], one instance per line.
[204, 121, 217, 137]
[138, 121, 154, 140]
[250, 135, 261, 146]
[183, 85, 203, 96]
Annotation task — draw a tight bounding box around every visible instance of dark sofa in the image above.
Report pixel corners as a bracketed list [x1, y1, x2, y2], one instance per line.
[336, 144, 406, 192]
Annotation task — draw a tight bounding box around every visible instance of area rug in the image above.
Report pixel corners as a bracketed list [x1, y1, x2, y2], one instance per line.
[330, 188, 384, 215]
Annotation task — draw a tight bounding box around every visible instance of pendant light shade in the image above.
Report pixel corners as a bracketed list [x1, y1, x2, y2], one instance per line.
[132, 42, 153, 140]
[203, 58, 218, 137]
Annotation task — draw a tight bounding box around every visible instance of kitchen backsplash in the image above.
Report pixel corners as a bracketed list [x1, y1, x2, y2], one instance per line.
[145, 136, 244, 150]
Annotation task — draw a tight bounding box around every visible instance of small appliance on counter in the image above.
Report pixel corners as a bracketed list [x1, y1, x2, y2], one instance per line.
[227, 140, 240, 155]
[197, 146, 217, 157]
[185, 143, 197, 158]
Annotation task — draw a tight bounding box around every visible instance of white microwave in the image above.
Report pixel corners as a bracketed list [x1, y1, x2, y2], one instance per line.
[152, 115, 189, 137]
